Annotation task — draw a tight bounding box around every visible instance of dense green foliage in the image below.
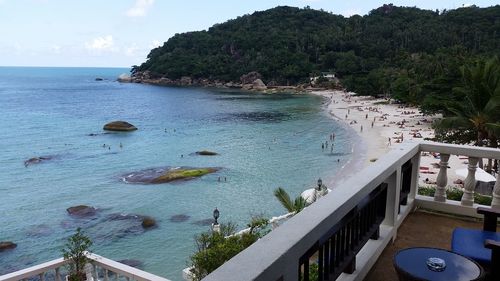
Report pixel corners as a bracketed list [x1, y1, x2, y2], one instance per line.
[189, 218, 269, 280]
[135, 5, 500, 103]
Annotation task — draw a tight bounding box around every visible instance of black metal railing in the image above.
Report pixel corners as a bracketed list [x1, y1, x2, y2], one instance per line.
[400, 160, 412, 209]
[299, 183, 388, 281]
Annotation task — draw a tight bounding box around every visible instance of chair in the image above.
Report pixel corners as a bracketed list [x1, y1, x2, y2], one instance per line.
[452, 207, 500, 279]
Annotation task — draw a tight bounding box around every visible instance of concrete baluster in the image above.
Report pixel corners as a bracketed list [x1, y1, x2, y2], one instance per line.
[461, 157, 478, 206]
[93, 264, 98, 281]
[434, 154, 450, 202]
[491, 172, 500, 208]
[104, 269, 109, 281]
[39, 272, 45, 281]
[55, 267, 61, 281]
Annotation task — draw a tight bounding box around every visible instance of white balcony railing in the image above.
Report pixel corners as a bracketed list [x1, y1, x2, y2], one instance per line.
[201, 141, 500, 281]
[0, 253, 170, 281]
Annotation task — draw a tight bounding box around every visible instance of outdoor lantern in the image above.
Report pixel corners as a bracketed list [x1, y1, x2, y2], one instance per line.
[213, 207, 220, 225]
[317, 178, 323, 190]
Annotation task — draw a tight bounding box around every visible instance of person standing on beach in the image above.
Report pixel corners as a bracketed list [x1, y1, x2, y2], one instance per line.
[360, 125, 363, 132]
[388, 137, 391, 146]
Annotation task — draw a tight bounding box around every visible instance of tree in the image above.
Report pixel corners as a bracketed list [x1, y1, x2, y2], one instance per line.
[62, 228, 93, 281]
[273, 187, 308, 213]
[435, 57, 500, 147]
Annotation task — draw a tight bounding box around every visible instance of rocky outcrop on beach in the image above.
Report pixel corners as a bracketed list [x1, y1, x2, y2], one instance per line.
[123, 167, 219, 184]
[103, 121, 137, 132]
[195, 150, 218, 156]
[66, 205, 97, 217]
[240, 71, 262, 84]
[24, 156, 53, 167]
[0, 241, 17, 252]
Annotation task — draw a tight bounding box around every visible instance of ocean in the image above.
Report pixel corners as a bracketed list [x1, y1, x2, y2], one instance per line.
[0, 67, 359, 280]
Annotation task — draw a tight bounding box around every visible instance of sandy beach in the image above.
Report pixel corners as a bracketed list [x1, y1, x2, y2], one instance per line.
[310, 90, 480, 189]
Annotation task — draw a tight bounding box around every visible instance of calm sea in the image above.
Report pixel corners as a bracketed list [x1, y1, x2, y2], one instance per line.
[0, 67, 360, 280]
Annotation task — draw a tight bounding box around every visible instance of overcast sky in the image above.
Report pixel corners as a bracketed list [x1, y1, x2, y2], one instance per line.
[0, 0, 497, 67]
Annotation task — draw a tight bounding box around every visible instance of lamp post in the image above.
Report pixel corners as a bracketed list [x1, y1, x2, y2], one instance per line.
[212, 207, 220, 233]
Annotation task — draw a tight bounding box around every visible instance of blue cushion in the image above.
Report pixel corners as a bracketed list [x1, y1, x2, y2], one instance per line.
[452, 227, 500, 264]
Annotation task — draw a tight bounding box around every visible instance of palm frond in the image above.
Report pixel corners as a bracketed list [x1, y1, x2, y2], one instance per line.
[274, 187, 295, 213]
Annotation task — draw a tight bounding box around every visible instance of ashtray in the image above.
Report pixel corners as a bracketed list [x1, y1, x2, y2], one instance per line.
[426, 257, 446, 272]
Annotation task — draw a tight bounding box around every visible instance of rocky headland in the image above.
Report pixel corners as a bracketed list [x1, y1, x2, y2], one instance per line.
[120, 71, 334, 94]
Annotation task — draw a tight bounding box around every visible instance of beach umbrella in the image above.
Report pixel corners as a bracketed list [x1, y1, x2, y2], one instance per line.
[455, 167, 496, 182]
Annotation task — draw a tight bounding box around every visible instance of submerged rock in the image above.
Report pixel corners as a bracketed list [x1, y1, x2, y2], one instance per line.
[67, 205, 97, 217]
[26, 224, 53, 237]
[191, 218, 214, 226]
[95, 77, 103, 81]
[0, 241, 17, 252]
[195, 150, 218, 156]
[141, 217, 156, 229]
[24, 156, 53, 167]
[170, 214, 190, 223]
[103, 121, 137, 132]
[123, 167, 219, 184]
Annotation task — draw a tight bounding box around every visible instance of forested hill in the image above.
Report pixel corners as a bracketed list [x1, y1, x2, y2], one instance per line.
[133, 4, 500, 107]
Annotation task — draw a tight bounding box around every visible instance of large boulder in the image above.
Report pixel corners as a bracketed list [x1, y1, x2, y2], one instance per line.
[117, 74, 132, 82]
[122, 167, 220, 184]
[141, 216, 156, 229]
[67, 205, 97, 217]
[252, 79, 267, 91]
[240, 71, 262, 85]
[103, 121, 137, 132]
[0, 241, 17, 252]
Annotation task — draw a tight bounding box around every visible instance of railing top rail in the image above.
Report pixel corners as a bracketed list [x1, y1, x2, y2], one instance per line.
[88, 253, 171, 281]
[0, 258, 66, 281]
[420, 141, 500, 159]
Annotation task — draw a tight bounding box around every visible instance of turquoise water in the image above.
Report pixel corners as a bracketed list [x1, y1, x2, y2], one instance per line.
[0, 67, 358, 280]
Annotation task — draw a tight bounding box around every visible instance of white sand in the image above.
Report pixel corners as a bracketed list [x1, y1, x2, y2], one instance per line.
[310, 90, 475, 189]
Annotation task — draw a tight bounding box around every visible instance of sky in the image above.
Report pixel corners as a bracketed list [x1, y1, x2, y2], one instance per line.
[0, 0, 498, 68]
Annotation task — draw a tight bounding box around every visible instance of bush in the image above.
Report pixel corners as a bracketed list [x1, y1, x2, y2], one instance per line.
[189, 217, 269, 280]
[418, 186, 493, 205]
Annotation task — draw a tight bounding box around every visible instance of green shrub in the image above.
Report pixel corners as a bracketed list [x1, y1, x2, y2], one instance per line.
[189, 217, 269, 280]
[418, 186, 493, 205]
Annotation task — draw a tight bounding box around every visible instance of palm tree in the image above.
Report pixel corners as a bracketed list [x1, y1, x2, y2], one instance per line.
[436, 57, 500, 170]
[273, 187, 308, 213]
[436, 57, 500, 146]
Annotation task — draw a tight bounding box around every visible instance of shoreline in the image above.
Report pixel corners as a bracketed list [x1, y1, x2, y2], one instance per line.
[309, 90, 442, 188]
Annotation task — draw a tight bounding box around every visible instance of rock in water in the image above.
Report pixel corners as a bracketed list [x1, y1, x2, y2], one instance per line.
[0, 241, 17, 251]
[141, 217, 156, 229]
[195, 150, 218, 156]
[95, 77, 103, 81]
[66, 205, 97, 217]
[170, 214, 190, 222]
[103, 121, 137, 132]
[24, 156, 53, 167]
[151, 168, 218, 183]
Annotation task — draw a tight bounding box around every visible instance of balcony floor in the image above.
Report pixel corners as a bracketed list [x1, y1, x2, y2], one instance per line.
[365, 208, 483, 281]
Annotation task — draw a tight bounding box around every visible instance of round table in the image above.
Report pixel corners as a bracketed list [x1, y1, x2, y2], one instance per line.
[393, 247, 484, 281]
